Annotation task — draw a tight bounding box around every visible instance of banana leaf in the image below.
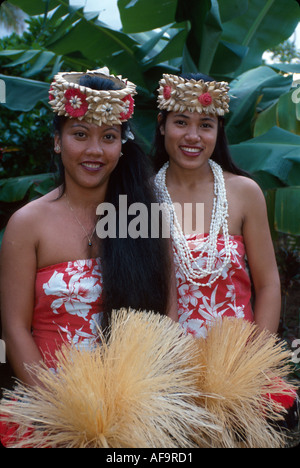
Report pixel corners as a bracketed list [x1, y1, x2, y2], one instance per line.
[0, 74, 49, 111]
[254, 89, 300, 137]
[226, 66, 293, 144]
[0, 173, 56, 202]
[274, 187, 300, 235]
[221, 0, 300, 74]
[10, 0, 73, 16]
[229, 126, 300, 188]
[118, 0, 178, 33]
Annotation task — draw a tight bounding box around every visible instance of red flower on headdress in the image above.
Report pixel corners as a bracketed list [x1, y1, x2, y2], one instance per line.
[163, 86, 172, 100]
[49, 85, 55, 101]
[120, 95, 135, 121]
[64, 89, 88, 118]
[198, 92, 212, 107]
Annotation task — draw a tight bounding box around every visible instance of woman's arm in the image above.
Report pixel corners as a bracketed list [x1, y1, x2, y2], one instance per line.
[0, 207, 43, 386]
[242, 180, 281, 334]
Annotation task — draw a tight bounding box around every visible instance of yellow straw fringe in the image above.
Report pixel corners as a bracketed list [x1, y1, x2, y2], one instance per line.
[0, 309, 217, 448]
[0, 311, 297, 448]
[191, 317, 297, 448]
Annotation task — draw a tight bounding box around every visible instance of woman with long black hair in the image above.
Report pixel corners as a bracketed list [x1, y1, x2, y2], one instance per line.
[152, 72, 281, 337]
[0, 68, 176, 392]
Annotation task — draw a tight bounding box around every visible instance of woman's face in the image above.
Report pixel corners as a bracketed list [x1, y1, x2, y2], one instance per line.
[55, 118, 122, 190]
[160, 111, 219, 171]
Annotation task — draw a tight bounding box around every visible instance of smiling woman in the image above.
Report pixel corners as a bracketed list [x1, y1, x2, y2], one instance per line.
[151, 71, 298, 442]
[153, 71, 282, 338]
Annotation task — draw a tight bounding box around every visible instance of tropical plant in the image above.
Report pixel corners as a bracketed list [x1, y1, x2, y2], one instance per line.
[0, 14, 65, 80]
[0, 0, 299, 237]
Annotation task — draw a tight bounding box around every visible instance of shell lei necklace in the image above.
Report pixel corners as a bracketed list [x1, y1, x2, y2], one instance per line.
[65, 194, 98, 247]
[154, 159, 231, 287]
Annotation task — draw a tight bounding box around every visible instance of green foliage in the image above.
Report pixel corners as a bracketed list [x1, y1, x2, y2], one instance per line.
[0, 106, 54, 178]
[0, 103, 57, 232]
[0, 15, 64, 80]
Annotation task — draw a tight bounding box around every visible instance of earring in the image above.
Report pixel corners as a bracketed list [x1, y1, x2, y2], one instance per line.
[55, 144, 61, 153]
[120, 151, 124, 157]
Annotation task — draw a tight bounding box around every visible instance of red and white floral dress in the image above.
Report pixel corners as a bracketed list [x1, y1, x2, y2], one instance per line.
[175, 234, 297, 412]
[175, 233, 254, 338]
[32, 258, 104, 369]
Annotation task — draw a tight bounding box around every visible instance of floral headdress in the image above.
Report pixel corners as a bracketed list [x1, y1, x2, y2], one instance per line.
[157, 74, 230, 116]
[49, 67, 137, 126]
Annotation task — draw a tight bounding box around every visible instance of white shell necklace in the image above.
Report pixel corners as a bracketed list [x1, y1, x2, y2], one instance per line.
[154, 159, 231, 287]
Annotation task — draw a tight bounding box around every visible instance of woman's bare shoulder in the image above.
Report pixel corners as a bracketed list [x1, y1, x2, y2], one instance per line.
[4, 188, 61, 238]
[225, 173, 264, 202]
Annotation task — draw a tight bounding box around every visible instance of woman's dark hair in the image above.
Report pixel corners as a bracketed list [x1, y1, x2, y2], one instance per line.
[152, 72, 249, 177]
[52, 74, 171, 326]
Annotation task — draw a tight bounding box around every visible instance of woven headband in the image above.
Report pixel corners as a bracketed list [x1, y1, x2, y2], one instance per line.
[49, 67, 137, 126]
[157, 74, 230, 116]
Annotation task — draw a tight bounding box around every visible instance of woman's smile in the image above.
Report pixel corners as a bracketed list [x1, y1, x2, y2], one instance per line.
[80, 160, 105, 172]
[179, 145, 205, 157]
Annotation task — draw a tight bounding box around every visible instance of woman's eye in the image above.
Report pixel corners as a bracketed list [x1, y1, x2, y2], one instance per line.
[104, 134, 117, 141]
[175, 120, 187, 126]
[74, 131, 86, 138]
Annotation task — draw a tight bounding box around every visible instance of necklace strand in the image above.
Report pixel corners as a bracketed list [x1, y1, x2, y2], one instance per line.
[154, 160, 231, 287]
[65, 194, 98, 247]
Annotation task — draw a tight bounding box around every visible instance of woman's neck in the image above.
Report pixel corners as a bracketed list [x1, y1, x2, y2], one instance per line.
[166, 159, 213, 190]
[63, 179, 107, 213]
